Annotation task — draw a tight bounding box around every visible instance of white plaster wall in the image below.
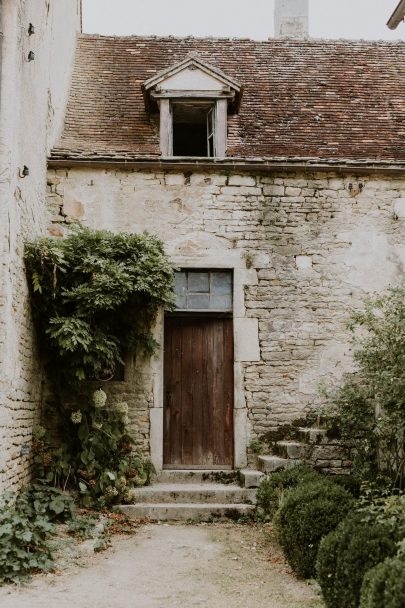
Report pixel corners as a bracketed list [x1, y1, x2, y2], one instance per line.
[0, 0, 80, 491]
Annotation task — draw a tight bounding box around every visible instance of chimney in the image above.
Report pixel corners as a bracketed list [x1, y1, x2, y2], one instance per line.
[274, 0, 309, 38]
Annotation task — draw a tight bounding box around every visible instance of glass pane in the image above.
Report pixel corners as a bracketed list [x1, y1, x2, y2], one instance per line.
[211, 272, 232, 295]
[175, 295, 187, 309]
[188, 294, 210, 309]
[210, 294, 232, 311]
[188, 272, 209, 293]
[175, 272, 187, 296]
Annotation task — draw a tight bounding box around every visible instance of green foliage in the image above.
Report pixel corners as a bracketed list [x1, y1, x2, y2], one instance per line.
[319, 288, 405, 489]
[24, 225, 175, 384]
[0, 484, 73, 585]
[316, 513, 398, 608]
[256, 464, 320, 520]
[25, 226, 173, 507]
[67, 513, 99, 540]
[277, 478, 354, 579]
[33, 392, 154, 507]
[360, 554, 405, 608]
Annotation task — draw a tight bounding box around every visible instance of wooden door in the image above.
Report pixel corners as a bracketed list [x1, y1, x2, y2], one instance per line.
[163, 316, 234, 468]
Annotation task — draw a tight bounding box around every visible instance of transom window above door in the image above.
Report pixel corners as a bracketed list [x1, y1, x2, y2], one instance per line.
[174, 270, 233, 312]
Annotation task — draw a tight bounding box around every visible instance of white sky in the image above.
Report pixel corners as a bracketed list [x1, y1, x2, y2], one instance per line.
[82, 0, 404, 40]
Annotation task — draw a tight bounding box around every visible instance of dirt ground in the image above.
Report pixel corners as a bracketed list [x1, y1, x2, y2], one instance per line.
[0, 523, 323, 608]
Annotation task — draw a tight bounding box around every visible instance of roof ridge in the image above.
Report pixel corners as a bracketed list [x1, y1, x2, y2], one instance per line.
[78, 32, 405, 46]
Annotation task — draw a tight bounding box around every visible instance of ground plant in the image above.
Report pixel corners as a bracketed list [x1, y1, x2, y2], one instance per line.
[359, 554, 405, 608]
[318, 288, 405, 490]
[256, 464, 320, 520]
[276, 477, 354, 578]
[0, 484, 73, 585]
[24, 226, 175, 506]
[316, 512, 398, 608]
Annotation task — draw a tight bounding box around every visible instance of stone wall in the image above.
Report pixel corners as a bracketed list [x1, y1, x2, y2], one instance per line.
[0, 1, 80, 492]
[46, 166, 405, 462]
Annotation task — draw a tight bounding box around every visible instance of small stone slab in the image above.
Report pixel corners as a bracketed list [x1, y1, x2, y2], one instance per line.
[240, 469, 265, 488]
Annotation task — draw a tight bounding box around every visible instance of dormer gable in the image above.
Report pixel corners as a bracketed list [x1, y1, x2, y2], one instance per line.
[143, 53, 242, 113]
[142, 54, 242, 159]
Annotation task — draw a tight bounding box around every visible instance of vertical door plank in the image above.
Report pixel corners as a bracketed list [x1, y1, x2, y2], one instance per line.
[164, 316, 234, 468]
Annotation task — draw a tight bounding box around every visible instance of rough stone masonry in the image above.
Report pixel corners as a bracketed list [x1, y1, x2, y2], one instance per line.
[46, 166, 405, 464]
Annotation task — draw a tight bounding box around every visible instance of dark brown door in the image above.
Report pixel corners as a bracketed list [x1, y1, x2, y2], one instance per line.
[164, 316, 234, 468]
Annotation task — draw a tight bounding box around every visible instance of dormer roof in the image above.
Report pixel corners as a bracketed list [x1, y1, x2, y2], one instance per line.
[142, 53, 242, 113]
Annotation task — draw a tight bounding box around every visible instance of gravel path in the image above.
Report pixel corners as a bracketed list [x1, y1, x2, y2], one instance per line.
[0, 523, 323, 608]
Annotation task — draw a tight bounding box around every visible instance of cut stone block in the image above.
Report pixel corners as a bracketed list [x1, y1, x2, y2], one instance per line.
[257, 455, 301, 473]
[127, 483, 256, 505]
[118, 503, 255, 522]
[275, 441, 308, 459]
[240, 469, 265, 488]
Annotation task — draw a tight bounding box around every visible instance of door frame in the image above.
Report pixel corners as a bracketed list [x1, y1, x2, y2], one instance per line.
[149, 257, 260, 473]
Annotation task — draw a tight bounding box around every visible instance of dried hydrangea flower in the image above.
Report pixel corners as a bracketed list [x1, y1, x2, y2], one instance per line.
[71, 410, 82, 424]
[93, 389, 107, 409]
[115, 401, 129, 416]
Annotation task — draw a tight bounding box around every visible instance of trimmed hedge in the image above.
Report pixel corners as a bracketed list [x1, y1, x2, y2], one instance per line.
[256, 464, 320, 520]
[276, 478, 354, 578]
[360, 554, 405, 608]
[316, 514, 398, 608]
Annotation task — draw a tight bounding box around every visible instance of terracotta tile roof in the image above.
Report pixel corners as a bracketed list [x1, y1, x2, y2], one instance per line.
[51, 34, 405, 163]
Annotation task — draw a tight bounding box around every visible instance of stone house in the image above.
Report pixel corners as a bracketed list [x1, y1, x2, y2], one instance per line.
[47, 12, 405, 475]
[1, 0, 405, 491]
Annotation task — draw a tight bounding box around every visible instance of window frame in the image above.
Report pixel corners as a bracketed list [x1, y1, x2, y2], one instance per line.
[159, 97, 227, 159]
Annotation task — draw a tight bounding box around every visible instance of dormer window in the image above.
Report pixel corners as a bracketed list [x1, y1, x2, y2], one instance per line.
[143, 53, 242, 159]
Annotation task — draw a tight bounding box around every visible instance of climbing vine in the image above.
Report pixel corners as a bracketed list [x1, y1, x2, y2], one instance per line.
[25, 225, 175, 505]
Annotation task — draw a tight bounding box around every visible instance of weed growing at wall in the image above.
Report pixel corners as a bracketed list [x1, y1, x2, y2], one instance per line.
[24, 225, 175, 505]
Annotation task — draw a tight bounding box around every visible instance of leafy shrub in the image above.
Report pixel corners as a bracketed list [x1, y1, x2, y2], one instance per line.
[25, 226, 175, 384]
[22, 481, 75, 522]
[317, 513, 398, 608]
[0, 483, 76, 585]
[256, 464, 320, 519]
[25, 226, 173, 508]
[327, 475, 361, 498]
[33, 392, 154, 507]
[276, 478, 354, 578]
[360, 554, 405, 608]
[318, 288, 405, 489]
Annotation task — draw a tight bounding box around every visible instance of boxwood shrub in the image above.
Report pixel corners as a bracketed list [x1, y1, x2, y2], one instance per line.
[360, 554, 405, 608]
[276, 478, 354, 578]
[316, 513, 398, 608]
[256, 464, 320, 520]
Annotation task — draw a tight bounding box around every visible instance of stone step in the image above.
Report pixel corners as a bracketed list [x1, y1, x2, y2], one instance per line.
[257, 455, 302, 474]
[298, 427, 328, 444]
[128, 483, 256, 504]
[157, 469, 239, 485]
[274, 440, 308, 459]
[240, 469, 265, 488]
[118, 502, 255, 522]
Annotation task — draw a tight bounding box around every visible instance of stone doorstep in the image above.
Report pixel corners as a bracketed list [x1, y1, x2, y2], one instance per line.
[156, 469, 238, 485]
[118, 502, 255, 522]
[128, 483, 257, 505]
